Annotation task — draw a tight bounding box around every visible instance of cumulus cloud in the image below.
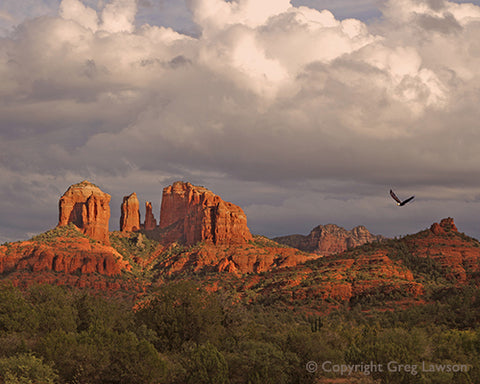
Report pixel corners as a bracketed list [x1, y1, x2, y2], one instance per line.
[60, 0, 99, 31]
[101, 0, 137, 32]
[1, 0, 480, 241]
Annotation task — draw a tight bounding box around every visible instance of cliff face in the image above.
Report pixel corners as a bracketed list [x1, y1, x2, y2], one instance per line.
[120, 193, 140, 232]
[58, 181, 111, 244]
[274, 224, 385, 255]
[159, 181, 253, 246]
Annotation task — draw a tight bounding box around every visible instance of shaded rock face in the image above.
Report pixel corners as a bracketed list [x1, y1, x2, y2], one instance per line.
[58, 181, 111, 244]
[159, 181, 253, 246]
[274, 224, 385, 255]
[120, 193, 140, 232]
[144, 202, 157, 231]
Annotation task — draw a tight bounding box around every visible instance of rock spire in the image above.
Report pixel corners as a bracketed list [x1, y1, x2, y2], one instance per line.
[120, 193, 141, 232]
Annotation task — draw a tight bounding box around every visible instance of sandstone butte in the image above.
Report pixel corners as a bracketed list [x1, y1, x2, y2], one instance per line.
[120, 193, 141, 232]
[159, 181, 253, 246]
[274, 223, 385, 256]
[58, 180, 111, 244]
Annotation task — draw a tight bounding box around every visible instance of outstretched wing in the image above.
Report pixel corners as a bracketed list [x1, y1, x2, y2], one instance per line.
[400, 196, 415, 206]
[390, 189, 402, 204]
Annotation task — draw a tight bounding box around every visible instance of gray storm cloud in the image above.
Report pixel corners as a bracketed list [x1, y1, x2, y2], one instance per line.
[1, 0, 480, 242]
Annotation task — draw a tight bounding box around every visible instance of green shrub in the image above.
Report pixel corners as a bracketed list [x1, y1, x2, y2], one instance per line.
[0, 353, 58, 384]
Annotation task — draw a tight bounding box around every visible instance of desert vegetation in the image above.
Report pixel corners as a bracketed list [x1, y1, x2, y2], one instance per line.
[0, 281, 479, 384]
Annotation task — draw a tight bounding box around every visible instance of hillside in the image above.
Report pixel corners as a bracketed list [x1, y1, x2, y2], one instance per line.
[236, 217, 480, 313]
[0, 224, 138, 291]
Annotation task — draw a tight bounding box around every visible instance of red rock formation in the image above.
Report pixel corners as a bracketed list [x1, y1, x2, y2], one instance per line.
[58, 180, 111, 244]
[430, 217, 458, 235]
[159, 181, 252, 246]
[144, 202, 157, 231]
[235, 246, 426, 309]
[265, 217, 477, 307]
[0, 236, 131, 278]
[405, 217, 480, 283]
[0, 226, 151, 292]
[120, 193, 140, 232]
[274, 224, 385, 255]
[156, 237, 320, 276]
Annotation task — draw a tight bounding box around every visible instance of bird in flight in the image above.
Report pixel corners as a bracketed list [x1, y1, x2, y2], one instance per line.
[390, 189, 415, 206]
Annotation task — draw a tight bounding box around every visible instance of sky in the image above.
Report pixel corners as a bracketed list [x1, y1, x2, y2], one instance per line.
[1, 0, 480, 243]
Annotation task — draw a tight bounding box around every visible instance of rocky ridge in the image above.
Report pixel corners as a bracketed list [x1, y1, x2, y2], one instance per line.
[155, 237, 317, 276]
[0, 224, 134, 290]
[241, 217, 480, 311]
[402, 217, 480, 283]
[274, 223, 385, 255]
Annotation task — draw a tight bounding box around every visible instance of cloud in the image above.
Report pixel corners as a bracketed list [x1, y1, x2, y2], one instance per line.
[101, 0, 137, 32]
[381, 0, 480, 25]
[0, 10, 15, 23]
[292, 0, 382, 21]
[0, 0, 60, 34]
[1, 0, 480, 241]
[60, 0, 99, 31]
[187, 0, 292, 30]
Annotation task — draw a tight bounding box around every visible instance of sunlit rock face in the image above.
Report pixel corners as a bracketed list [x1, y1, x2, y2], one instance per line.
[159, 181, 253, 246]
[58, 180, 111, 244]
[120, 192, 141, 232]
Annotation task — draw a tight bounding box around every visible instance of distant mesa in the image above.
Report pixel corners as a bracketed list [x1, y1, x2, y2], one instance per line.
[274, 224, 385, 255]
[58, 180, 111, 244]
